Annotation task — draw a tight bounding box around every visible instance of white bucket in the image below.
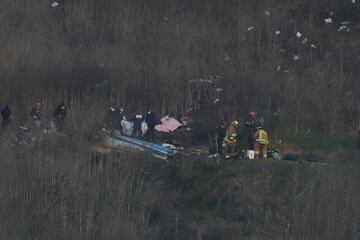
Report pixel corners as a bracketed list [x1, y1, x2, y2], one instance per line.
[247, 150, 255, 160]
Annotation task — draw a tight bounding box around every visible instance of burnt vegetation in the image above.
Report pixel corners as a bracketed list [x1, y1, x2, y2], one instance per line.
[0, 0, 360, 239]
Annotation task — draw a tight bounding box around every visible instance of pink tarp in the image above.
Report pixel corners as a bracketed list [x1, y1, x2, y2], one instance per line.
[155, 118, 183, 133]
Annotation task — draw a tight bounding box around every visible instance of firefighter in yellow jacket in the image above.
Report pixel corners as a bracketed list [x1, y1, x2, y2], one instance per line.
[254, 126, 269, 159]
[224, 120, 239, 159]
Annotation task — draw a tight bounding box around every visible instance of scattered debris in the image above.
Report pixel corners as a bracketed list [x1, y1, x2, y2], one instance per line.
[305, 128, 312, 135]
[188, 79, 214, 84]
[208, 154, 219, 159]
[180, 116, 193, 125]
[324, 18, 333, 24]
[51, 2, 59, 7]
[311, 44, 317, 49]
[223, 53, 230, 62]
[341, 21, 350, 25]
[247, 26, 254, 31]
[152, 154, 168, 160]
[293, 55, 300, 61]
[214, 98, 220, 104]
[276, 65, 281, 71]
[209, 75, 222, 80]
[19, 126, 29, 131]
[284, 69, 289, 73]
[296, 32, 302, 38]
[352, 0, 356, 3]
[162, 143, 183, 150]
[264, 9, 271, 16]
[275, 30, 281, 35]
[94, 80, 109, 88]
[338, 25, 348, 32]
[310, 162, 328, 167]
[216, 88, 223, 92]
[302, 37, 308, 44]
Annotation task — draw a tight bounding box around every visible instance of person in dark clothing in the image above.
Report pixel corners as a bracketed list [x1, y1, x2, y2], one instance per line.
[215, 121, 226, 155]
[54, 102, 67, 120]
[243, 122, 256, 159]
[106, 107, 121, 130]
[30, 102, 42, 131]
[132, 114, 143, 137]
[246, 112, 259, 130]
[31, 103, 41, 121]
[118, 107, 126, 121]
[244, 122, 255, 149]
[145, 109, 156, 139]
[1, 105, 12, 127]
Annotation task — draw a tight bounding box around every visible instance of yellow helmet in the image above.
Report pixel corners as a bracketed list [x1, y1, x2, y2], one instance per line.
[232, 120, 239, 126]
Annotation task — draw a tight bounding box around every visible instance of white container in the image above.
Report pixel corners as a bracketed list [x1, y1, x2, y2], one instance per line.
[247, 150, 255, 160]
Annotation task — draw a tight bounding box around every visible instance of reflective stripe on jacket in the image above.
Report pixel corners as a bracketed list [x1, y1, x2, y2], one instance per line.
[225, 125, 237, 143]
[255, 129, 269, 144]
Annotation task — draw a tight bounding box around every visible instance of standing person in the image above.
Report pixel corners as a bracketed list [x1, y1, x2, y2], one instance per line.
[145, 108, 156, 139]
[244, 122, 256, 159]
[118, 107, 126, 135]
[31, 103, 41, 120]
[54, 102, 67, 131]
[255, 126, 269, 159]
[1, 105, 12, 127]
[224, 120, 239, 159]
[106, 107, 120, 130]
[54, 102, 67, 120]
[247, 111, 259, 131]
[118, 107, 126, 121]
[132, 113, 143, 138]
[30, 102, 42, 130]
[215, 120, 226, 156]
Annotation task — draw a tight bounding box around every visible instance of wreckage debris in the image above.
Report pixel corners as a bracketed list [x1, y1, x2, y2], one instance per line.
[293, 55, 300, 61]
[51, 2, 59, 7]
[324, 18, 333, 24]
[188, 79, 214, 84]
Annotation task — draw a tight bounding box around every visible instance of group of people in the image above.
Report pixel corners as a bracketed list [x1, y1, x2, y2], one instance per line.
[2, 102, 270, 158]
[216, 112, 269, 160]
[1, 102, 159, 141]
[1, 102, 67, 130]
[105, 106, 157, 139]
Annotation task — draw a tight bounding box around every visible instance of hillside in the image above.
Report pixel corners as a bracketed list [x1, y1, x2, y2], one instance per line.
[1, 133, 359, 239]
[1, 0, 360, 239]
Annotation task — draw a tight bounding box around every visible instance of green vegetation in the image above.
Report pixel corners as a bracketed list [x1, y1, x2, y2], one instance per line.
[286, 132, 353, 151]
